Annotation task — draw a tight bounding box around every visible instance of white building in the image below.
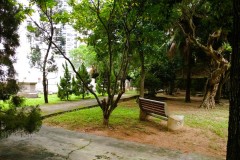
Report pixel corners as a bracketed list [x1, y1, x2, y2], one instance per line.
[15, 0, 80, 93]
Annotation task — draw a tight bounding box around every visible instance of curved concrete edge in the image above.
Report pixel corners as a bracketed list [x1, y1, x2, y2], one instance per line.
[0, 126, 222, 160]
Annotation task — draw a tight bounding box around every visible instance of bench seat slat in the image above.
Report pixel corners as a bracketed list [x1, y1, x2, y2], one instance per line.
[139, 97, 168, 120]
[141, 106, 165, 113]
[140, 101, 165, 106]
[140, 104, 165, 110]
[142, 106, 166, 113]
[140, 102, 165, 108]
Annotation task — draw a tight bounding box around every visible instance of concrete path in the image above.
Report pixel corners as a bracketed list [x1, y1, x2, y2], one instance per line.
[40, 94, 137, 118]
[0, 126, 220, 160]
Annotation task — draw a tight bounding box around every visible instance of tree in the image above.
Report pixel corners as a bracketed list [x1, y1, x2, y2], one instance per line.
[226, 0, 240, 159]
[177, 0, 232, 109]
[26, 0, 65, 103]
[78, 63, 92, 99]
[144, 73, 162, 96]
[168, 33, 194, 102]
[57, 62, 72, 100]
[51, 0, 140, 125]
[69, 45, 96, 70]
[67, 0, 181, 123]
[27, 43, 58, 98]
[71, 76, 79, 96]
[72, 63, 92, 99]
[129, 0, 181, 98]
[0, 0, 41, 139]
[96, 71, 107, 96]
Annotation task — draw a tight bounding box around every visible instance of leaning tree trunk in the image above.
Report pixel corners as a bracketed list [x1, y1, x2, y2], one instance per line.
[215, 70, 230, 104]
[201, 79, 219, 109]
[200, 66, 226, 109]
[178, 19, 230, 109]
[215, 81, 222, 104]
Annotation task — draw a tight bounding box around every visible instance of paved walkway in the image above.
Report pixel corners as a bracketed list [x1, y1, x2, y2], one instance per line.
[0, 94, 223, 160]
[0, 126, 221, 160]
[40, 94, 138, 118]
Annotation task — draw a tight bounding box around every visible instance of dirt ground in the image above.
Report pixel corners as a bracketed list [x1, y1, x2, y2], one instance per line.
[48, 93, 228, 159]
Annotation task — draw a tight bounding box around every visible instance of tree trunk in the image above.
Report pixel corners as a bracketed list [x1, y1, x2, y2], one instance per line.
[185, 75, 191, 102]
[178, 12, 230, 109]
[139, 43, 147, 120]
[103, 115, 110, 126]
[215, 77, 223, 104]
[139, 68, 145, 98]
[43, 73, 48, 103]
[200, 80, 219, 109]
[168, 81, 175, 95]
[227, 0, 240, 158]
[185, 39, 192, 102]
[139, 65, 147, 120]
[43, 39, 52, 104]
[139, 43, 145, 98]
[200, 60, 228, 108]
[101, 98, 111, 126]
[215, 70, 230, 104]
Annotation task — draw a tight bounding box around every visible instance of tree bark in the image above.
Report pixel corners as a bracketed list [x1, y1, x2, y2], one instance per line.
[215, 77, 223, 104]
[185, 39, 192, 102]
[200, 80, 219, 109]
[139, 41, 145, 98]
[103, 117, 109, 126]
[103, 111, 110, 126]
[101, 98, 111, 126]
[138, 42, 147, 120]
[168, 81, 175, 95]
[227, 0, 240, 158]
[215, 71, 230, 104]
[200, 64, 225, 108]
[43, 72, 48, 103]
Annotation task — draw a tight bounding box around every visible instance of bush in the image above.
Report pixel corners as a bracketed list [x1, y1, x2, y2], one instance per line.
[144, 73, 162, 96]
[0, 96, 42, 139]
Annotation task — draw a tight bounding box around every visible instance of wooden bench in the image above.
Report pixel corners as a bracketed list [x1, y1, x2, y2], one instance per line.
[138, 97, 169, 121]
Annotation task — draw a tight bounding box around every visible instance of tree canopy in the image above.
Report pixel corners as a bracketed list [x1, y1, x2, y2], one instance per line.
[0, 0, 23, 100]
[0, 0, 41, 139]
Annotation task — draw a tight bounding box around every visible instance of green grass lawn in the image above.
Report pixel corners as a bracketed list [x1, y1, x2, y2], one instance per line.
[24, 94, 92, 106]
[1, 93, 96, 107]
[44, 102, 141, 129]
[43, 99, 229, 139]
[183, 106, 229, 138]
[2, 90, 138, 108]
[24, 90, 137, 106]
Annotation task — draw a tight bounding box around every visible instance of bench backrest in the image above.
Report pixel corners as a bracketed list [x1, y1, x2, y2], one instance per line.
[139, 97, 169, 118]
